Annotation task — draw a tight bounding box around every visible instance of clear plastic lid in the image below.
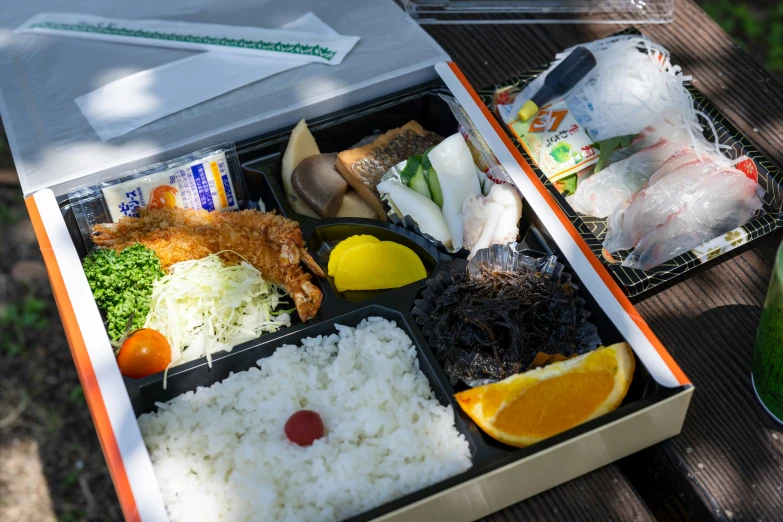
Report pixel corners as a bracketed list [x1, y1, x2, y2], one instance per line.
[0, 0, 449, 197]
[402, 0, 674, 24]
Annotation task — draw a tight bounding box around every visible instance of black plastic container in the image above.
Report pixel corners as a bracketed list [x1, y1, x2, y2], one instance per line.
[57, 80, 686, 522]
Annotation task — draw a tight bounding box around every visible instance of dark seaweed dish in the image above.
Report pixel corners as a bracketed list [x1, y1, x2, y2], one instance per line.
[422, 266, 601, 384]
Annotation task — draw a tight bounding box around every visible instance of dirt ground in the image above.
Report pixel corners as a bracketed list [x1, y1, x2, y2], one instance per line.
[0, 128, 121, 521]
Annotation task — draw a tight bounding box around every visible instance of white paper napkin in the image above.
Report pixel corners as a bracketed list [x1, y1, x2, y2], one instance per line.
[15, 12, 359, 65]
[73, 13, 348, 142]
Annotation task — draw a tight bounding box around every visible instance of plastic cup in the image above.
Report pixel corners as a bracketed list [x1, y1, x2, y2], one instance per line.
[752, 240, 783, 424]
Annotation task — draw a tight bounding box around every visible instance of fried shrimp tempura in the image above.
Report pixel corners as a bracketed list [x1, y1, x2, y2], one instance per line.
[91, 208, 324, 321]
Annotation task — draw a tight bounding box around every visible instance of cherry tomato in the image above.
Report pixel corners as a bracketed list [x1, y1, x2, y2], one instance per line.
[284, 410, 324, 446]
[117, 329, 172, 379]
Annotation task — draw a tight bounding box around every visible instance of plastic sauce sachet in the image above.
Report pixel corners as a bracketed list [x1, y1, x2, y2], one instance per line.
[102, 151, 239, 221]
[501, 100, 598, 183]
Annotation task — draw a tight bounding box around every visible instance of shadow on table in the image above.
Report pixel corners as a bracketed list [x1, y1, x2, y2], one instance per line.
[672, 302, 782, 433]
[621, 303, 783, 521]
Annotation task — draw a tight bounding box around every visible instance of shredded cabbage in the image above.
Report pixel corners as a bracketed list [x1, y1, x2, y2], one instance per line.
[145, 253, 291, 370]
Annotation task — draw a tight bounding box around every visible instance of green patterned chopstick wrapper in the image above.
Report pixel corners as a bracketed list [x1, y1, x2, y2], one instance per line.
[15, 13, 360, 65]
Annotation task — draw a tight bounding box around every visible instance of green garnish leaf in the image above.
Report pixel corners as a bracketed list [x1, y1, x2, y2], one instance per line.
[82, 244, 164, 342]
[558, 174, 578, 196]
[591, 134, 636, 173]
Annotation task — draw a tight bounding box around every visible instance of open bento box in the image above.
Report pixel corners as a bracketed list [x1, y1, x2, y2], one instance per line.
[6, 6, 693, 522]
[23, 63, 693, 522]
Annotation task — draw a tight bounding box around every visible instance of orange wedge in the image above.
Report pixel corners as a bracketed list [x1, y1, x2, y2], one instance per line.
[455, 343, 635, 448]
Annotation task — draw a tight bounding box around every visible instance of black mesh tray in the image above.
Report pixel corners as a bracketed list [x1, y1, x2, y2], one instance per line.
[479, 28, 783, 297]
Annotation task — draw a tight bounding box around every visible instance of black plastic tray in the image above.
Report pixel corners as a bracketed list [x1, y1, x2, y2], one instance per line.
[57, 81, 685, 522]
[479, 28, 783, 297]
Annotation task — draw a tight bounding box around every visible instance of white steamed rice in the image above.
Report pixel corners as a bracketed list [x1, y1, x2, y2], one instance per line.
[138, 317, 472, 522]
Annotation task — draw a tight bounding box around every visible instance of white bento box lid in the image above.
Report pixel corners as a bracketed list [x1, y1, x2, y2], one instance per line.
[0, 0, 450, 197]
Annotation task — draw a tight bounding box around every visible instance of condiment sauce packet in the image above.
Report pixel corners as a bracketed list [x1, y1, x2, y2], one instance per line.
[68, 144, 247, 249]
[499, 96, 599, 183]
[102, 150, 238, 222]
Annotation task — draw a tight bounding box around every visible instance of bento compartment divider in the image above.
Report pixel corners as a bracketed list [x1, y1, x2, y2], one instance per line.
[303, 219, 450, 304]
[397, 304, 503, 463]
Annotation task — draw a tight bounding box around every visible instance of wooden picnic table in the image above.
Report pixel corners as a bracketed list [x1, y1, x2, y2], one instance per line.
[426, 0, 783, 519]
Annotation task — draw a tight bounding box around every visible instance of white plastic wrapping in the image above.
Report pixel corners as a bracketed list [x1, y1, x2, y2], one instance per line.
[15, 12, 359, 64]
[72, 13, 349, 141]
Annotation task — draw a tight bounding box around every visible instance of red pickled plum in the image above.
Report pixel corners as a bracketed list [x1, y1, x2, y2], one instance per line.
[285, 410, 325, 446]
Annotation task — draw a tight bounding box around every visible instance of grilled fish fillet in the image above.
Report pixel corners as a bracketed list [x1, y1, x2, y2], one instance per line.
[335, 120, 443, 220]
[90, 208, 324, 322]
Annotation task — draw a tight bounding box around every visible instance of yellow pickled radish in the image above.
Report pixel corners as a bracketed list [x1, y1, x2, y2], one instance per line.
[334, 241, 426, 292]
[328, 235, 380, 277]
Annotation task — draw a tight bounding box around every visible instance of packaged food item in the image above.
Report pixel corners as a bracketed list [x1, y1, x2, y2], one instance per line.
[503, 100, 599, 182]
[498, 34, 767, 271]
[102, 150, 239, 221]
[70, 144, 248, 245]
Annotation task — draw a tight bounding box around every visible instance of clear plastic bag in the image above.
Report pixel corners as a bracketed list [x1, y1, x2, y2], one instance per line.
[439, 93, 510, 184]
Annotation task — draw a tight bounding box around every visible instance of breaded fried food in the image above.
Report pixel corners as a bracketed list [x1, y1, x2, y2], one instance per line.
[91, 208, 324, 322]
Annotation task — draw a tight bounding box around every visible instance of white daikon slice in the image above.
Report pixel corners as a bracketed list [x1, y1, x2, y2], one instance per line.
[377, 180, 452, 247]
[427, 134, 482, 249]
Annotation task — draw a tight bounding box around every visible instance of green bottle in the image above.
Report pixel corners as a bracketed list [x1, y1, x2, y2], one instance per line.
[752, 240, 783, 424]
